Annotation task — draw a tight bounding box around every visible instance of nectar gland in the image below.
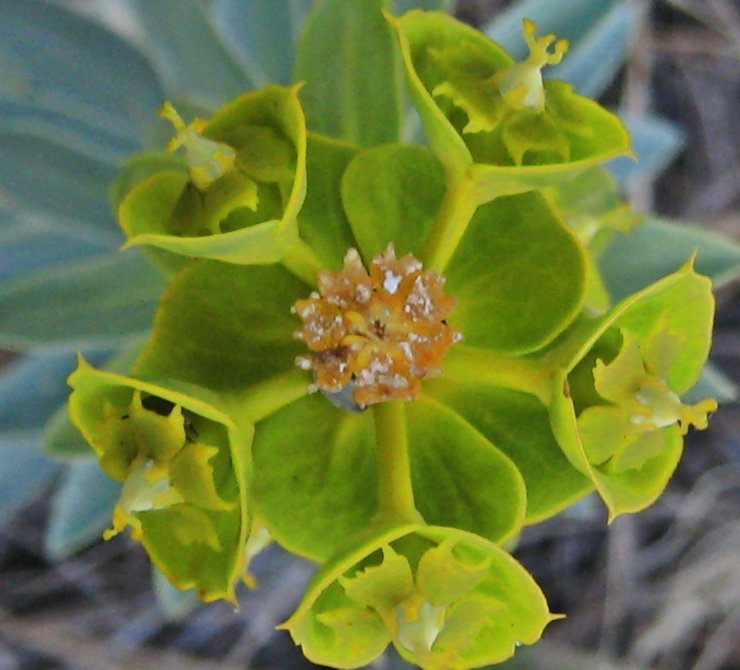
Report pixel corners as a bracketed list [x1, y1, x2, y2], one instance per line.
[292, 245, 462, 408]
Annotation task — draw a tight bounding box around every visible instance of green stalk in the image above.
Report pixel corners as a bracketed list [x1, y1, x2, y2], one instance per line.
[424, 176, 478, 274]
[444, 346, 555, 404]
[229, 370, 310, 424]
[282, 236, 325, 286]
[372, 401, 423, 526]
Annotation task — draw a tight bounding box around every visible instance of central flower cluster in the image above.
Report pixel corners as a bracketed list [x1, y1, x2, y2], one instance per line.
[292, 245, 461, 407]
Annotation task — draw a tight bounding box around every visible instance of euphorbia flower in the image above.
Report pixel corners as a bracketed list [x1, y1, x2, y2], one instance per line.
[547, 260, 716, 519]
[577, 329, 716, 472]
[68, 358, 252, 602]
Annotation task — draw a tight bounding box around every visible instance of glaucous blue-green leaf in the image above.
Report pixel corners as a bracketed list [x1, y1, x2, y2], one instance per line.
[683, 363, 737, 405]
[0, 0, 163, 143]
[549, 3, 635, 98]
[425, 374, 592, 523]
[68, 360, 252, 602]
[0, 430, 58, 522]
[407, 396, 525, 542]
[297, 133, 359, 271]
[341, 143, 445, 263]
[0, 100, 136, 163]
[0, 251, 164, 350]
[393, 0, 456, 14]
[445, 191, 586, 353]
[119, 86, 311, 269]
[485, 0, 632, 98]
[211, 0, 311, 86]
[0, 216, 112, 283]
[284, 524, 554, 669]
[601, 217, 740, 301]
[252, 393, 377, 562]
[153, 566, 200, 620]
[45, 459, 121, 559]
[607, 113, 686, 186]
[543, 166, 641, 312]
[486, 0, 616, 55]
[0, 352, 98, 431]
[131, 0, 253, 107]
[0, 133, 119, 236]
[296, 0, 403, 147]
[390, 10, 632, 196]
[136, 261, 306, 393]
[547, 262, 715, 518]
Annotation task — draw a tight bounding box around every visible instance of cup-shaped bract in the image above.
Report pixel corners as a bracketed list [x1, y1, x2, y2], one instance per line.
[547, 260, 716, 519]
[388, 11, 632, 203]
[117, 84, 308, 269]
[68, 357, 253, 602]
[283, 524, 555, 669]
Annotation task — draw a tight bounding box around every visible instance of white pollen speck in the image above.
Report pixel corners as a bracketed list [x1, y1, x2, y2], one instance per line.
[356, 284, 372, 303]
[295, 356, 313, 370]
[293, 330, 304, 340]
[383, 271, 402, 295]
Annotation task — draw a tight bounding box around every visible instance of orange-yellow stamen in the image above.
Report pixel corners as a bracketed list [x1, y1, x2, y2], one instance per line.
[292, 245, 461, 408]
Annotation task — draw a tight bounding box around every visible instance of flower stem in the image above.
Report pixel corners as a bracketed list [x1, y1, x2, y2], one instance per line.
[443, 346, 554, 404]
[424, 176, 478, 274]
[372, 401, 423, 526]
[230, 370, 310, 424]
[282, 237, 324, 286]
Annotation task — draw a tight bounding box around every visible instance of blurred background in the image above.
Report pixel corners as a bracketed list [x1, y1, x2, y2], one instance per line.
[0, 1, 738, 668]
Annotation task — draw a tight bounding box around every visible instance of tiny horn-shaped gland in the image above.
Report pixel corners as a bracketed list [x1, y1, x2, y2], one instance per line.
[292, 245, 462, 408]
[160, 101, 237, 190]
[496, 19, 569, 110]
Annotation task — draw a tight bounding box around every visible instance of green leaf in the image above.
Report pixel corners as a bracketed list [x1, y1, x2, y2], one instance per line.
[43, 406, 89, 458]
[119, 86, 309, 268]
[0, 250, 164, 350]
[601, 217, 740, 301]
[445, 191, 586, 353]
[297, 133, 359, 271]
[67, 360, 252, 602]
[407, 396, 526, 542]
[131, 0, 253, 106]
[252, 393, 378, 562]
[296, 0, 403, 147]
[45, 345, 143, 458]
[425, 374, 592, 523]
[284, 524, 554, 669]
[341, 143, 445, 263]
[45, 459, 121, 559]
[135, 261, 306, 392]
[110, 152, 187, 212]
